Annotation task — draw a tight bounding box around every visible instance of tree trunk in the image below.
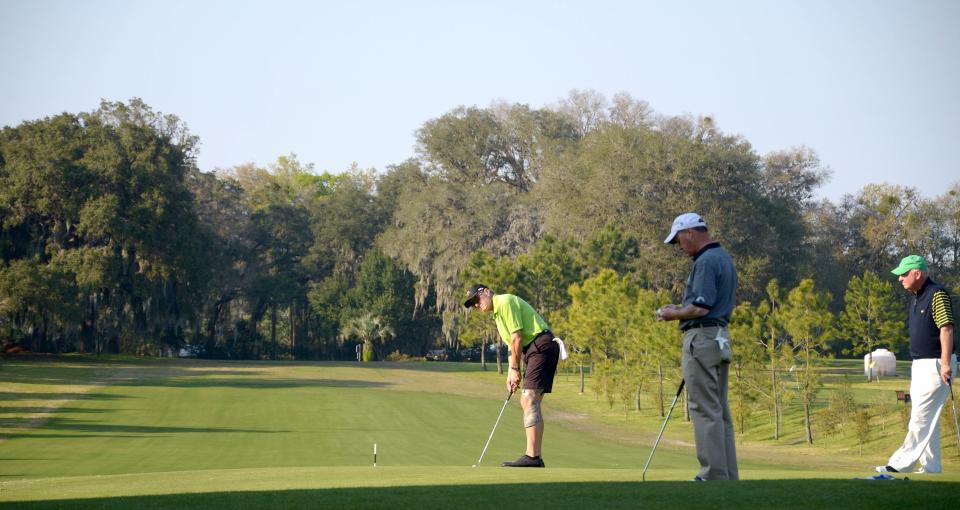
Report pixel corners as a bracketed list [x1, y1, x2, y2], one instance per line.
[635, 381, 642, 412]
[270, 302, 277, 360]
[657, 360, 665, 417]
[41, 312, 49, 353]
[288, 301, 296, 359]
[579, 363, 585, 394]
[205, 298, 226, 355]
[80, 294, 98, 354]
[481, 334, 487, 371]
[772, 363, 780, 440]
[496, 340, 503, 374]
[735, 360, 745, 435]
[804, 400, 813, 444]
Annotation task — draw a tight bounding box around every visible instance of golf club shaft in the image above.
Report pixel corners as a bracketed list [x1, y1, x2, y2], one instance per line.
[950, 382, 960, 452]
[475, 391, 513, 466]
[642, 379, 685, 481]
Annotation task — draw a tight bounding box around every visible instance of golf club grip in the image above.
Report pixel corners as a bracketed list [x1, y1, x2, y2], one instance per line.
[675, 379, 685, 397]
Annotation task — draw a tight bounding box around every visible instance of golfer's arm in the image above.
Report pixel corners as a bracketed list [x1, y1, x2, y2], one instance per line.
[941, 325, 954, 368]
[666, 304, 709, 321]
[510, 332, 523, 370]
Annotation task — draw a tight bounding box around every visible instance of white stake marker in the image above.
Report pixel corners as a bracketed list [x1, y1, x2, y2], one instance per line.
[374, 442, 377, 467]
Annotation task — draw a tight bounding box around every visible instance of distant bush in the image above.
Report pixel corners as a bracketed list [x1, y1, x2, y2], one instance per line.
[386, 351, 424, 362]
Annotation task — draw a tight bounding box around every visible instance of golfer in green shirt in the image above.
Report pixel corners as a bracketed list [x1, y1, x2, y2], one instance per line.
[465, 284, 561, 468]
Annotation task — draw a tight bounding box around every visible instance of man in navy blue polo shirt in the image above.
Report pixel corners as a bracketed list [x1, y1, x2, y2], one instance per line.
[656, 212, 738, 481]
[876, 255, 956, 474]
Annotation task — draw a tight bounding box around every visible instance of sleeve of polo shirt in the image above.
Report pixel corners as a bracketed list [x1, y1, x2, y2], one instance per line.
[931, 290, 954, 328]
[689, 258, 720, 310]
[499, 296, 525, 334]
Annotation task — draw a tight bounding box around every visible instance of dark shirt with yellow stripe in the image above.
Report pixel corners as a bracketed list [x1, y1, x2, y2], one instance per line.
[908, 278, 955, 360]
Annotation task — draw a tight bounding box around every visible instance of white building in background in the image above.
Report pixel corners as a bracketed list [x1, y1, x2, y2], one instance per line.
[864, 348, 896, 378]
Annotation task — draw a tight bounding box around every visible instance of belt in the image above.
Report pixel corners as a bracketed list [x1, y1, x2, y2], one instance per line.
[523, 331, 554, 353]
[681, 321, 725, 332]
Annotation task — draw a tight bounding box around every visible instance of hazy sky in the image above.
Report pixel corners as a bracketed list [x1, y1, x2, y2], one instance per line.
[2, 0, 957, 201]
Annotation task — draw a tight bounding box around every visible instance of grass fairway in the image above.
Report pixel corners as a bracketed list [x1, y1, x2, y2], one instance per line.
[1, 357, 959, 509]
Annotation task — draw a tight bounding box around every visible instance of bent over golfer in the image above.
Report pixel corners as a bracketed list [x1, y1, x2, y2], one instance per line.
[465, 284, 561, 468]
[656, 213, 739, 481]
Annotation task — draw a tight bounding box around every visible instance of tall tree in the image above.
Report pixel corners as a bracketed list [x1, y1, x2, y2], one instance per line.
[338, 312, 395, 362]
[0, 99, 204, 355]
[557, 269, 638, 410]
[728, 301, 771, 435]
[840, 271, 906, 379]
[757, 280, 790, 440]
[782, 279, 835, 444]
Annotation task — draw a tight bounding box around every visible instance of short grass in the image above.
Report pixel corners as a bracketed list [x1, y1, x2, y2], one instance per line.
[1, 356, 958, 509]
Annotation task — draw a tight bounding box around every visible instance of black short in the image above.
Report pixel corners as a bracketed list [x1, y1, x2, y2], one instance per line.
[523, 332, 560, 393]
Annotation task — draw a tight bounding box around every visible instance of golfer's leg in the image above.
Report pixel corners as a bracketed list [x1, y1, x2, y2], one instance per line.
[917, 418, 942, 473]
[718, 362, 739, 480]
[918, 368, 949, 473]
[888, 359, 947, 472]
[522, 389, 544, 456]
[684, 339, 727, 479]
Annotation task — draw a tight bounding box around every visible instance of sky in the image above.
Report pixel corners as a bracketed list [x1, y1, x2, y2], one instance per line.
[1, 0, 958, 202]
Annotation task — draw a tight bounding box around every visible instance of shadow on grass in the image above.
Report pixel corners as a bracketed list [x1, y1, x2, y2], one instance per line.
[0, 434, 148, 440]
[329, 360, 485, 371]
[0, 407, 111, 415]
[0, 357, 494, 392]
[0, 417, 289, 436]
[0, 480, 956, 510]
[110, 378, 391, 389]
[0, 393, 129, 402]
[0, 362, 272, 387]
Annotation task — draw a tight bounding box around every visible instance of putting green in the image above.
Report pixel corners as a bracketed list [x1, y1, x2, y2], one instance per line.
[1, 358, 958, 508]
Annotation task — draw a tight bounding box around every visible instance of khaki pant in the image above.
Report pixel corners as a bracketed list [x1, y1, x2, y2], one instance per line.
[886, 354, 958, 473]
[682, 326, 739, 480]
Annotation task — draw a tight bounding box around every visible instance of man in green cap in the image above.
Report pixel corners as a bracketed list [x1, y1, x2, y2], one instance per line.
[876, 255, 956, 474]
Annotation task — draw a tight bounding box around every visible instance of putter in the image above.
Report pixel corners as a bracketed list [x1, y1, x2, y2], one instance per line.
[950, 379, 960, 452]
[473, 390, 514, 467]
[642, 379, 685, 482]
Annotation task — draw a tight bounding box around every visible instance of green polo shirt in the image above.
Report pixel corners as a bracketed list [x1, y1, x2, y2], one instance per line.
[492, 294, 550, 347]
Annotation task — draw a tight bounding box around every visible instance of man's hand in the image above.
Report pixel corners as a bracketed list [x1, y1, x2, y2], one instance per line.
[507, 367, 521, 393]
[941, 363, 952, 386]
[655, 304, 679, 321]
[507, 331, 523, 394]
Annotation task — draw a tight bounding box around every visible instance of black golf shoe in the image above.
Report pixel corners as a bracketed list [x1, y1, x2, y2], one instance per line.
[501, 455, 545, 467]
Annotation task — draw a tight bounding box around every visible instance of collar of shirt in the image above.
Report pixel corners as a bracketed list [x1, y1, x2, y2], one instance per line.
[693, 242, 721, 261]
[914, 277, 932, 296]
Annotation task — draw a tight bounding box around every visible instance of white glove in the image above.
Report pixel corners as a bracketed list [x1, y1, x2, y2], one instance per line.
[715, 329, 732, 363]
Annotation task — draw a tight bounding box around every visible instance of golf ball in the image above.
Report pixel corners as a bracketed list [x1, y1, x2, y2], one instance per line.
[472, 464, 477, 467]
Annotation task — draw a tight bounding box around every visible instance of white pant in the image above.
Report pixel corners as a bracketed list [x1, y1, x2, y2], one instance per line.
[886, 355, 958, 473]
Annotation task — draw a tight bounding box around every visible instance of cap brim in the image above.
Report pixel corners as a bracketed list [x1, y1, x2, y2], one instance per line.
[891, 266, 908, 276]
[664, 230, 679, 244]
[464, 296, 479, 308]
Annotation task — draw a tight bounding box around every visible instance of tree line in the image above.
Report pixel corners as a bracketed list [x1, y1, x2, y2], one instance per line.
[1, 93, 958, 378]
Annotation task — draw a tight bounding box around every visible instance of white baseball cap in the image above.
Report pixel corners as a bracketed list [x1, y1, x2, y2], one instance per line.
[663, 212, 707, 244]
